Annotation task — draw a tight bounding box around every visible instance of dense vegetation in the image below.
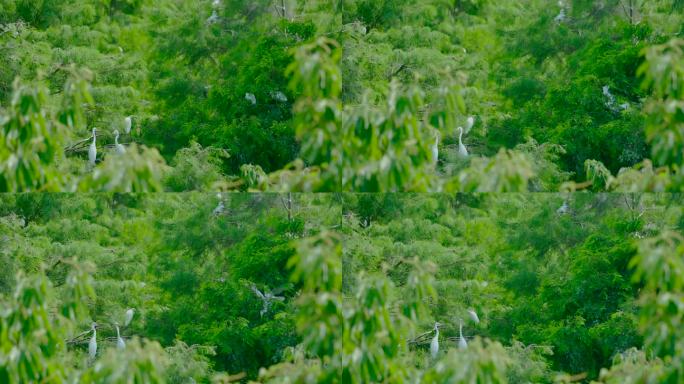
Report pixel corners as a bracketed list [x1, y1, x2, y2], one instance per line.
[2, 193, 684, 382]
[2, 1, 684, 191]
[3, 2, 684, 383]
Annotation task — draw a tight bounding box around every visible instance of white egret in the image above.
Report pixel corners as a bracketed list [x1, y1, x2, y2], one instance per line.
[465, 116, 475, 134]
[467, 308, 480, 324]
[245, 93, 257, 105]
[458, 319, 467, 349]
[213, 200, 225, 216]
[124, 116, 132, 135]
[251, 284, 285, 317]
[89, 322, 98, 359]
[115, 324, 125, 350]
[124, 308, 135, 327]
[457, 126, 468, 157]
[207, 10, 219, 24]
[431, 130, 440, 166]
[430, 322, 441, 359]
[113, 130, 126, 154]
[554, 1, 566, 23]
[88, 128, 97, 165]
[557, 200, 569, 215]
[272, 91, 288, 103]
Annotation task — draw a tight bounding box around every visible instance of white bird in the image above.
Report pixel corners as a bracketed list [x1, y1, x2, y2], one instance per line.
[88, 128, 97, 165]
[207, 10, 219, 24]
[124, 116, 132, 135]
[458, 319, 467, 349]
[467, 309, 480, 324]
[557, 200, 569, 215]
[465, 116, 475, 134]
[272, 91, 288, 103]
[251, 285, 285, 317]
[245, 93, 257, 105]
[124, 308, 135, 327]
[89, 322, 98, 359]
[213, 200, 225, 216]
[430, 322, 441, 359]
[115, 324, 125, 350]
[113, 130, 126, 154]
[554, 1, 566, 23]
[431, 130, 440, 166]
[457, 126, 468, 157]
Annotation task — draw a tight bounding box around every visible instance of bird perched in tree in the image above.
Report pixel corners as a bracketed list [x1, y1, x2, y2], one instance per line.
[115, 323, 125, 350]
[465, 116, 475, 134]
[432, 130, 440, 167]
[124, 116, 132, 135]
[457, 127, 468, 157]
[271, 91, 288, 103]
[251, 284, 285, 317]
[89, 322, 98, 359]
[430, 322, 441, 359]
[213, 200, 225, 216]
[467, 308, 480, 324]
[207, 10, 220, 24]
[88, 128, 97, 165]
[113, 130, 125, 154]
[458, 319, 467, 349]
[245, 93, 257, 105]
[124, 308, 135, 327]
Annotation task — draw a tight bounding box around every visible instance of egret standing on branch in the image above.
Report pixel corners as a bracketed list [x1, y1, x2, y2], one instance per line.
[467, 308, 480, 324]
[124, 308, 135, 327]
[115, 323, 126, 350]
[465, 116, 474, 134]
[213, 200, 225, 216]
[458, 126, 468, 157]
[430, 322, 441, 359]
[89, 322, 98, 359]
[113, 130, 125, 154]
[251, 284, 285, 317]
[458, 319, 467, 349]
[88, 128, 97, 165]
[432, 130, 440, 167]
[124, 116, 132, 135]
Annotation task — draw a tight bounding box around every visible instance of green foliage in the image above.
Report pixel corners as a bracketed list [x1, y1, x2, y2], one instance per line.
[77, 144, 169, 192]
[164, 141, 228, 191]
[0, 74, 91, 191]
[447, 148, 535, 192]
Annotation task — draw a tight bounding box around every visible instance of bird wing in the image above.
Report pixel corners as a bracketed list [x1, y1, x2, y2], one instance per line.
[251, 285, 265, 299]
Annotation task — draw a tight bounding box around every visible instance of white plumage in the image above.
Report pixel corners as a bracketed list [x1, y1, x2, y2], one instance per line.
[431, 130, 440, 166]
[124, 308, 135, 327]
[88, 323, 98, 359]
[465, 116, 474, 134]
[245, 93, 257, 105]
[457, 127, 468, 157]
[113, 130, 126, 154]
[430, 322, 440, 359]
[124, 116, 132, 135]
[251, 284, 285, 317]
[458, 320, 467, 349]
[467, 309, 480, 324]
[557, 200, 569, 215]
[116, 325, 126, 350]
[88, 128, 97, 165]
[213, 201, 225, 216]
